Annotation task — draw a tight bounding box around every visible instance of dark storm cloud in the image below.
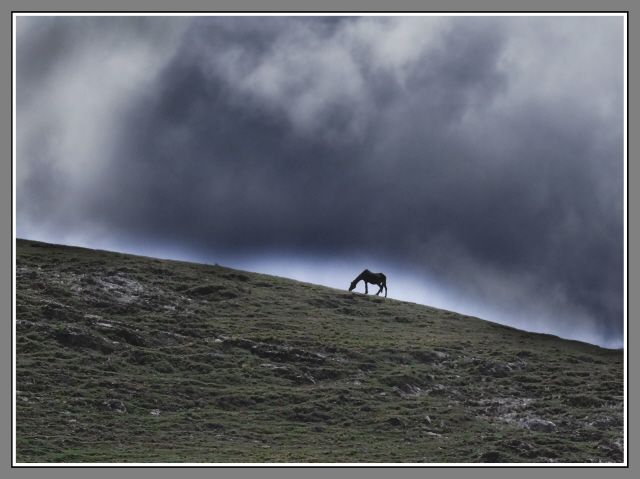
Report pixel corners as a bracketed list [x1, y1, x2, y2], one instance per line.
[16, 16, 624, 347]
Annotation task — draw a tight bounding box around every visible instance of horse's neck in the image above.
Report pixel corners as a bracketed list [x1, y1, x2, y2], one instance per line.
[356, 271, 368, 282]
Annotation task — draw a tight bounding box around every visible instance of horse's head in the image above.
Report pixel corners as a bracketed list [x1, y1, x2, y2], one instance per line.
[349, 280, 357, 292]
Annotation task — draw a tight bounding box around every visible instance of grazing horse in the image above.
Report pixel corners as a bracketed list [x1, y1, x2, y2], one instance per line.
[349, 269, 387, 297]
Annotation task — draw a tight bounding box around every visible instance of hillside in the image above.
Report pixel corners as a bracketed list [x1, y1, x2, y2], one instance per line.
[14, 239, 624, 463]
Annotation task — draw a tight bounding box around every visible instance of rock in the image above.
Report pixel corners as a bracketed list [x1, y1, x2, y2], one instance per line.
[524, 418, 557, 432]
[104, 399, 126, 414]
[150, 409, 161, 416]
[429, 384, 446, 395]
[395, 384, 424, 398]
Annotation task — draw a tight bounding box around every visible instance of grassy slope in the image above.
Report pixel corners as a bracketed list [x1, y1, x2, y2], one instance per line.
[15, 239, 624, 463]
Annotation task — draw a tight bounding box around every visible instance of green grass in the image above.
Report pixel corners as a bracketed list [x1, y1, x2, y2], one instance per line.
[15, 239, 624, 463]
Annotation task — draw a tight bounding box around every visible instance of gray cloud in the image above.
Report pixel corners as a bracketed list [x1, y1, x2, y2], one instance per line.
[16, 16, 624, 347]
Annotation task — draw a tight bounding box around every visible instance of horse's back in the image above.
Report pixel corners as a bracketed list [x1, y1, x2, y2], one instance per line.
[372, 271, 386, 283]
[361, 269, 386, 283]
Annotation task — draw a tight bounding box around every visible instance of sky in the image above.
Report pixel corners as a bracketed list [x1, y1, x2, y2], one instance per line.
[15, 15, 625, 348]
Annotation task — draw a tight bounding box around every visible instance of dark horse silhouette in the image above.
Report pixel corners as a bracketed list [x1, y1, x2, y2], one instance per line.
[349, 269, 387, 297]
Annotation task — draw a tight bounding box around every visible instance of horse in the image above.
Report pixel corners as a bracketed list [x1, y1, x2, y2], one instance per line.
[349, 269, 387, 297]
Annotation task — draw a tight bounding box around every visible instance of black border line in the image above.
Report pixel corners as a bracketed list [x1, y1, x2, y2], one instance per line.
[626, 9, 630, 470]
[11, 9, 14, 470]
[10, 9, 630, 470]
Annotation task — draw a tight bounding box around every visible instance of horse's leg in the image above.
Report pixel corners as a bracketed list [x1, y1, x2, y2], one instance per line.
[364, 282, 368, 294]
[384, 283, 387, 298]
[376, 283, 383, 295]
